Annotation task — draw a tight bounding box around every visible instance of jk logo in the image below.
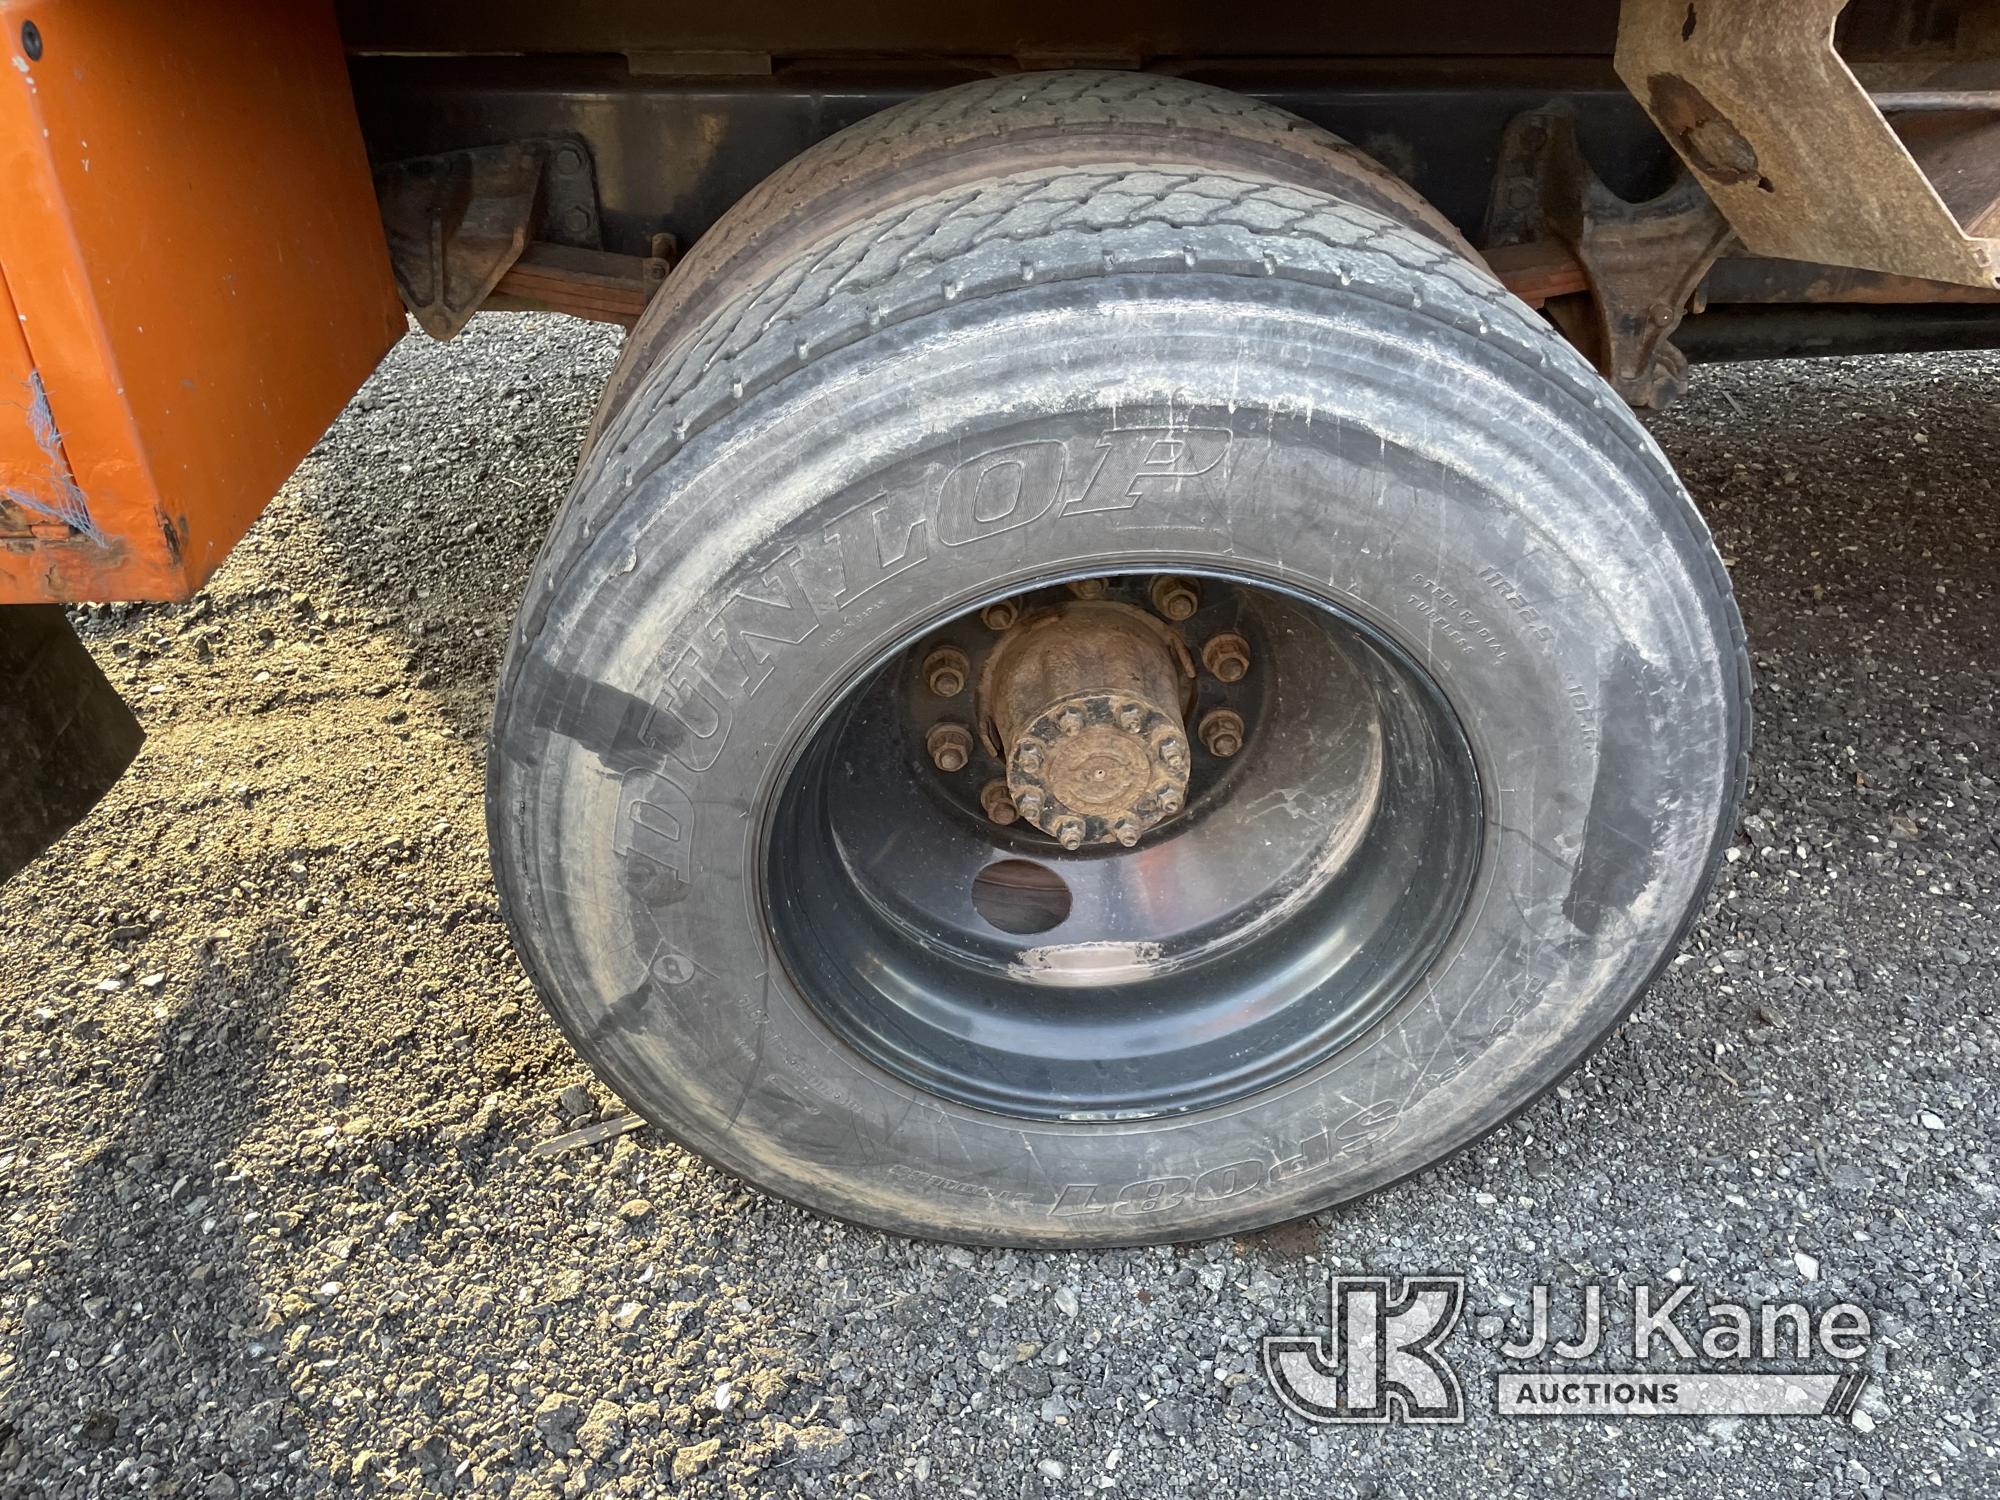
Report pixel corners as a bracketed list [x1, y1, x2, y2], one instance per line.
[1263, 1275, 1466, 1424]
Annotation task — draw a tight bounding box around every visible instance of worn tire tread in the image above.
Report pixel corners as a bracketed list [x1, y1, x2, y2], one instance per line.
[583, 70, 1473, 450]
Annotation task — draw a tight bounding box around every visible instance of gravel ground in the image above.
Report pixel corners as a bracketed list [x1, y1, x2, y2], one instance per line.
[1, 318, 1995, 1498]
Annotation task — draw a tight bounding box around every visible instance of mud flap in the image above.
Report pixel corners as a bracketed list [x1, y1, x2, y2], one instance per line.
[0, 605, 142, 883]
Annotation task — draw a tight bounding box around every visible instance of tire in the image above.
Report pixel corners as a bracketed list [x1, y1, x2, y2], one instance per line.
[580, 70, 1474, 457]
[491, 161, 1749, 1246]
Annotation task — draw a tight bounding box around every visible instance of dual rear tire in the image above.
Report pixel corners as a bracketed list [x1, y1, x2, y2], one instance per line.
[489, 74, 1749, 1245]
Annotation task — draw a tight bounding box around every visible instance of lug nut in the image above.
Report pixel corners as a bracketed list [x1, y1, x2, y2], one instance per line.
[1200, 708, 1245, 758]
[1116, 702, 1145, 732]
[981, 598, 1021, 631]
[1202, 632, 1251, 683]
[927, 721, 973, 773]
[1053, 816, 1086, 850]
[1150, 575, 1200, 621]
[1017, 742, 1044, 773]
[1068, 577, 1109, 600]
[1156, 786, 1185, 814]
[1111, 818, 1141, 847]
[1016, 789, 1045, 821]
[1057, 707, 1085, 736]
[924, 646, 969, 698]
[1159, 736, 1188, 771]
[980, 780, 1019, 825]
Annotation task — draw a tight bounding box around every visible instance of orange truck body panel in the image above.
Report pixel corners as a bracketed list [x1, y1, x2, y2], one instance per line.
[0, 0, 403, 604]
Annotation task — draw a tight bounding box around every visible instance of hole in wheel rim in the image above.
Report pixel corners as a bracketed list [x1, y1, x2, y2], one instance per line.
[971, 859, 1073, 934]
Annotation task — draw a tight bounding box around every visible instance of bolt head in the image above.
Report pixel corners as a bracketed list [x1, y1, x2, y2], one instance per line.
[1200, 708, 1246, 759]
[980, 780, 1019, 825]
[1159, 737, 1187, 770]
[1157, 786, 1184, 814]
[1068, 578, 1109, 600]
[1116, 703, 1144, 732]
[1054, 818, 1086, 850]
[1203, 633, 1251, 683]
[1112, 819, 1141, 848]
[924, 647, 969, 698]
[1017, 743, 1043, 773]
[1150, 576, 1200, 621]
[1057, 708, 1084, 736]
[981, 600, 1020, 631]
[1016, 789, 1045, 821]
[927, 722, 973, 774]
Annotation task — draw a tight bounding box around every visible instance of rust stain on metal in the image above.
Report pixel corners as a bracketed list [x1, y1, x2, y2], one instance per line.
[1617, 0, 2000, 288]
[1647, 73, 1765, 188]
[0, 528, 133, 604]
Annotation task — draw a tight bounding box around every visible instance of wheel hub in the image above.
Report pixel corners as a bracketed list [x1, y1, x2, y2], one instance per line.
[984, 602, 1192, 848]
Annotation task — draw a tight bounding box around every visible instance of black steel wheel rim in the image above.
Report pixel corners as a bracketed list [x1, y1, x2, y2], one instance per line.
[762, 569, 1482, 1121]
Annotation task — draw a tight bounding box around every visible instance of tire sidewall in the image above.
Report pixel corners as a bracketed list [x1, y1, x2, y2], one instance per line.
[495, 276, 1735, 1244]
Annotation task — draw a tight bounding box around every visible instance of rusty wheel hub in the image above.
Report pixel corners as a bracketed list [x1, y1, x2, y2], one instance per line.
[983, 602, 1193, 848]
[910, 575, 1266, 851]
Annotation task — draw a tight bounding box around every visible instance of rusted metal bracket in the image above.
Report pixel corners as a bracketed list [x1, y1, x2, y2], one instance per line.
[373, 136, 605, 339]
[1616, 0, 2000, 289]
[1486, 104, 1735, 409]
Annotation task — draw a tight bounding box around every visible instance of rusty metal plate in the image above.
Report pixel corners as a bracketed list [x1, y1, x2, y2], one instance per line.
[1616, 0, 2000, 288]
